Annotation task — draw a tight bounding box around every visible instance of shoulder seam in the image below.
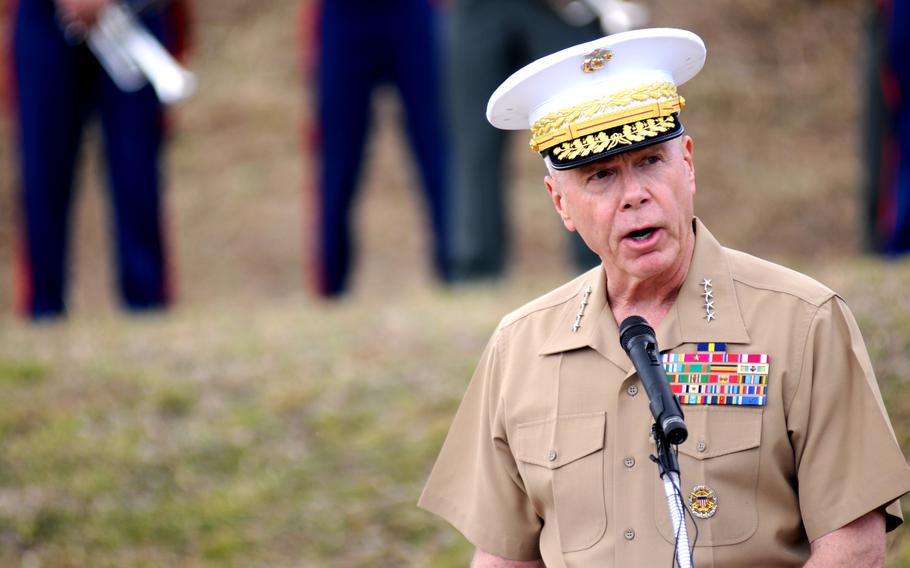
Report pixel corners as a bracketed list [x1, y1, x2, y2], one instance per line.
[787, 298, 828, 418]
[731, 274, 835, 307]
[723, 248, 834, 307]
[499, 293, 577, 331]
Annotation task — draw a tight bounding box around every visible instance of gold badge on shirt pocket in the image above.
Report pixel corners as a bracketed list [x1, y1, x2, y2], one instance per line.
[662, 343, 770, 406]
[688, 484, 718, 519]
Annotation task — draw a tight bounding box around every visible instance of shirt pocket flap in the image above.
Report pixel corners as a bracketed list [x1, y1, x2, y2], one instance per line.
[516, 412, 606, 469]
[677, 407, 762, 460]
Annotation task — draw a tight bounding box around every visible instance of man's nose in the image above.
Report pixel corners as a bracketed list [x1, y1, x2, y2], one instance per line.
[620, 173, 649, 210]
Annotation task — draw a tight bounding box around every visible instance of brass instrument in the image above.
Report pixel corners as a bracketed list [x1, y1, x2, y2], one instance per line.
[64, 1, 197, 104]
[550, 0, 650, 34]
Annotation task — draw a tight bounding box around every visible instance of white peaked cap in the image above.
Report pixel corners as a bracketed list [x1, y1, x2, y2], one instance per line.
[486, 28, 706, 169]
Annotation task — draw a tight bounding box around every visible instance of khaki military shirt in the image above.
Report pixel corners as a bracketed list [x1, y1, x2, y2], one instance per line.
[419, 220, 910, 567]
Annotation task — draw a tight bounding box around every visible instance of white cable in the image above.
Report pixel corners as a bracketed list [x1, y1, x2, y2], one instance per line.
[663, 471, 692, 568]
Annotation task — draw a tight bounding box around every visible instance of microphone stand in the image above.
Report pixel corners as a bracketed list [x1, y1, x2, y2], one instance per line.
[618, 315, 693, 566]
[651, 414, 692, 567]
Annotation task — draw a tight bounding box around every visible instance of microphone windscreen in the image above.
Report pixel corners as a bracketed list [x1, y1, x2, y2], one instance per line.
[619, 315, 655, 351]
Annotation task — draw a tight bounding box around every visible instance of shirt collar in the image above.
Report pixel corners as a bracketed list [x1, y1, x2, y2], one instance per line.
[538, 264, 610, 358]
[658, 218, 750, 351]
[539, 219, 750, 367]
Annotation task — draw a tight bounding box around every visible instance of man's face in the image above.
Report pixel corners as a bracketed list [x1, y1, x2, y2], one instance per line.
[545, 136, 697, 283]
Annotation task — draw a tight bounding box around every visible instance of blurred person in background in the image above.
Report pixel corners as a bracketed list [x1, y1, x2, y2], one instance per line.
[303, 0, 450, 298]
[862, 0, 909, 255]
[447, 0, 646, 282]
[9, 0, 190, 319]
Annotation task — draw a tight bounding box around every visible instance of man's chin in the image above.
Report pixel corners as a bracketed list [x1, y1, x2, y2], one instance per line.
[617, 252, 679, 282]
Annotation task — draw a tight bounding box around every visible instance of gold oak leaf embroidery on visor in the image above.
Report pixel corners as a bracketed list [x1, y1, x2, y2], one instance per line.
[531, 81, 680, 139]
[552, 115, 677, 161]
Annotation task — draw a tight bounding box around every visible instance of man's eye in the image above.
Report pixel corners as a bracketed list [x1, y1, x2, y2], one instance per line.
[642, 154, 662, 165]
[591, 169, 613, 180]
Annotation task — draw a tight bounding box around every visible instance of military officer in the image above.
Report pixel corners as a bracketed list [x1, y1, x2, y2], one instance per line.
[419, 29, 910, 567]
[447, 0, 602, 282]
[305, 0, 450, 297]
[11, 0, 189, 318]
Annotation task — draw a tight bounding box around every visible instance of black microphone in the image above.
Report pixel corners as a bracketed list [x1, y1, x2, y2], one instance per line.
[618, 316, 688, 445]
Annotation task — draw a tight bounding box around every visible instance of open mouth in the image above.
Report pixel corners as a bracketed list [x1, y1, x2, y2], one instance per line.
[626, 227, 657, 241]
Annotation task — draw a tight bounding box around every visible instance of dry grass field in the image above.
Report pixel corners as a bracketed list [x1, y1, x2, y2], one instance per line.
[2, 0, 910, 566]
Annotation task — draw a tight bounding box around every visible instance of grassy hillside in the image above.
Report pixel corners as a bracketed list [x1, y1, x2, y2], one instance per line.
[3, 0, 910, 566]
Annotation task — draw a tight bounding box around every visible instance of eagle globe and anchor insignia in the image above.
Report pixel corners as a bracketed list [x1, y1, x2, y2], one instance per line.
[582, 48, 613, 73]
[689, 485, 718, 519]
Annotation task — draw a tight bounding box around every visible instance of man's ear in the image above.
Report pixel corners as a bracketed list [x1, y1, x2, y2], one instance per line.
[545, 175, 576, 232]
[681, 135, 696, 186]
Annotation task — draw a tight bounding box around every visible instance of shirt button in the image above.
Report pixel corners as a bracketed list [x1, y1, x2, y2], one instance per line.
[624, 528, 635, 540]
[547, 449, 558, 462]
[627, 384, 639, 397]
[696, 440, 708, 453]
[624, 457, 635, 468]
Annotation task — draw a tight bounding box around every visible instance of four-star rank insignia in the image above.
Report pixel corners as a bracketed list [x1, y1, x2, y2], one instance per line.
[662, 342, 770, 406]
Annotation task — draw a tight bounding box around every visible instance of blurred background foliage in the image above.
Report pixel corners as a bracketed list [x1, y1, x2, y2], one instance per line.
[2, 0, 910, 566]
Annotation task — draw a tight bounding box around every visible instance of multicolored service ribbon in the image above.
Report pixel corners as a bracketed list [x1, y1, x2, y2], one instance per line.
[661, 343, 770, 406]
